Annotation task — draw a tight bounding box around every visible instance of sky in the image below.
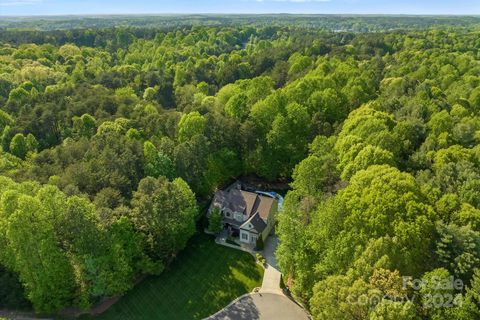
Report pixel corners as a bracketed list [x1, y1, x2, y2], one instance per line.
[0, 0, 479, 16]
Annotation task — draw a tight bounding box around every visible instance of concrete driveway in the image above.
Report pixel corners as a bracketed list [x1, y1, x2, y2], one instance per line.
[207, 293, 310, 320]
[259, 236, 283, 294]
[205, 235, 310, 320]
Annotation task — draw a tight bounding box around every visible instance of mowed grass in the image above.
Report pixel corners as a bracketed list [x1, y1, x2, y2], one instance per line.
[91, 233, 263, 320]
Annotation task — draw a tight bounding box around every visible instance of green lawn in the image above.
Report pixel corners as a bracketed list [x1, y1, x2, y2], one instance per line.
[89, 233, 263, 320]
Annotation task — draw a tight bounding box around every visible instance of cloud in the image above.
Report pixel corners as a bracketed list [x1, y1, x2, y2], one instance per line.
[0, 0, 42, 6]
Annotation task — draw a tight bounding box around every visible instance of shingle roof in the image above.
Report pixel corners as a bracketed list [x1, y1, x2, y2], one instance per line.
[239, 190, 258, 216]
[212, 190, 227, 205]
[212, 185, 276, 233]
[240, 212, 266, 233]
[219, 189, 258, 216]
[254, 195, 275, 222]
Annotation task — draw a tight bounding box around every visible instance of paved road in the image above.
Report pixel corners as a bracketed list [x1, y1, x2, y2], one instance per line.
[206, 235, 310, 320]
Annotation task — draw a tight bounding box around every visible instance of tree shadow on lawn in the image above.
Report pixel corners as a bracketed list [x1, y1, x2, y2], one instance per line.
[95, 233, 263, 320]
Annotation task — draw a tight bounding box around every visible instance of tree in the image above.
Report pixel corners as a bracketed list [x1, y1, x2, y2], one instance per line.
[97, 216, 151, 296]
[341, 144, 395, 180]
[130, 176, 197, 264]
[143, 86, 157, 101]
[177, 111, 206, 142]
[276, 188, 320, 299]
[1, 125, 13, 152]
[1, 193, 75, 313]
[256, 102, 311, 179]
[174, 134, 210, 195]
[7, 87, 29, 106]
[0, 178, 151, 311]
[9, 134, 28, 159]
[307, 88, 347, 123]
[310, 275, 380, 320]
[468, 269, 480, 310]
[208, 207, 223, 234]
[126, 128, 142, 140]
[334, 106, 399, 177]
[428, 110, 454, 137]
[435, 223, 480, 282]
[225, 93, 249, 120]
[0, 109, 13, 133]
[25, 133, 38, 153]
[143, 141, 176, 179]
[370, 300, 418, 320]
[420, 268, 460, 319]
[72, 114, 97, 138]
[291, 153, 338, 197]
[278, 165, 438, 300]
[325, 165, 436, 277]
[204, 148, 242, 193]
[453, 203, 480, 232]
[80, 131, 144, 197]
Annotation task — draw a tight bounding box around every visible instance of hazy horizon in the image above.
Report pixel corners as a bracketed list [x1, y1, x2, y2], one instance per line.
[1, 0, 479, 16]
[2, 13, 480, 17]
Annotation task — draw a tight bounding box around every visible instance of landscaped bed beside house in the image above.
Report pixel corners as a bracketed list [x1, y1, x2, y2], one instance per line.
[84, 233, 263, 320]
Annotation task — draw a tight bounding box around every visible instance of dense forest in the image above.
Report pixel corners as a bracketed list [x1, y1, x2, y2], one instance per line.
[0, 15, 480, 319]
[2, 14, 479, 31]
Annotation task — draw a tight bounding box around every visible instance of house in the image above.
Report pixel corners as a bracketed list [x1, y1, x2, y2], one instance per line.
[208, 183, 277, 244]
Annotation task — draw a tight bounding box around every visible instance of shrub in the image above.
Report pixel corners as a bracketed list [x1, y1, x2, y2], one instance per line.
[208, 207, 223, 234]
[256, 253, 267, 265]
[255, 234, 264, 250]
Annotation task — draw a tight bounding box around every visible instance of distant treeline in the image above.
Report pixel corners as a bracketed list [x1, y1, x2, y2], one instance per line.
[1, 14, 479, 32]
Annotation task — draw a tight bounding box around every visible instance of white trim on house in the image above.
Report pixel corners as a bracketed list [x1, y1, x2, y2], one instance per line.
[240, 230, 249, 243]
[240, 228, 259, 244]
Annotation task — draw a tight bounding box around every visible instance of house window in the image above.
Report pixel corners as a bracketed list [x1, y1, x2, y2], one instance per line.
[241, 233, 248, 241]
[251, 235, 257, 243]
